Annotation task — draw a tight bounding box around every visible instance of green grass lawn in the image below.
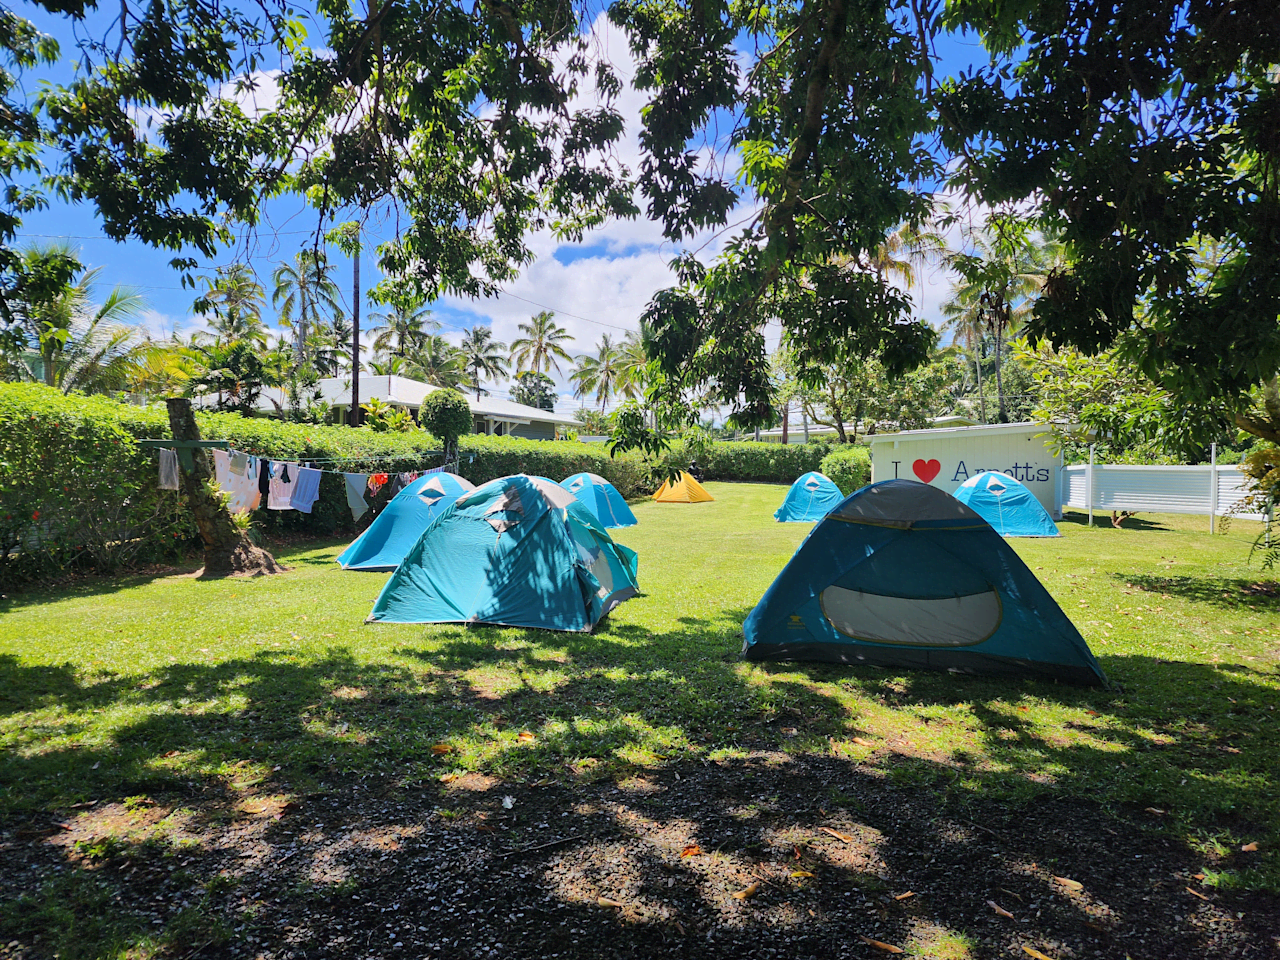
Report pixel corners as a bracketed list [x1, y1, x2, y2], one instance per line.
[2, 481, 1278, 898]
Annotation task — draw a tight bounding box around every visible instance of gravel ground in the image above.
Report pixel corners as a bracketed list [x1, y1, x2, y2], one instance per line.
[1, 753, 1276, 959]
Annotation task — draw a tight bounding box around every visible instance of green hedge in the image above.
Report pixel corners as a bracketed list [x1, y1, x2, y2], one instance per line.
[647, 440, 831, 485]
[457, 435, 612, 489]
[0, 385, 445, 585]
[820, 445, 872, 494]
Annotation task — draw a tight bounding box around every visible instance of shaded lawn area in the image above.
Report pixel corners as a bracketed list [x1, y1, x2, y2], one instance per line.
[0, 482, 1277, 959]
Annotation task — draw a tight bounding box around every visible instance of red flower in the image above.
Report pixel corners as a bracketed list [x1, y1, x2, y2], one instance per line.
[32, 511, 40, 520]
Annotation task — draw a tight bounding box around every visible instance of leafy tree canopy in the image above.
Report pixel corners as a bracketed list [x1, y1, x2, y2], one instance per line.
[1, 0, 1276, 443]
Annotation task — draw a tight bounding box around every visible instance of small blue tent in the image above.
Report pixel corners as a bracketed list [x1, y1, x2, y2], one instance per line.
[336, 473, 477, 571]
[775, 471, 844, 522]
[561, 472, 637, 528]
[953, 471, 1060, 537]
[743, 479, 1105, 685]
[367, 475, 640, 631]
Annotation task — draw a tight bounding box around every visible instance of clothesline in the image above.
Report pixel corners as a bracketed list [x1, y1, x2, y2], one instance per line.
[155, 442, 466, 522]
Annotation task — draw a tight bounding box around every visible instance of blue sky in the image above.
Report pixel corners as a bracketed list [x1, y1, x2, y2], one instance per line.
[14, 5, 992, 415]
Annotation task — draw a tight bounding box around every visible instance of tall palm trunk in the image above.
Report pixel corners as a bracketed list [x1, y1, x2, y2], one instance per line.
[993, 304, 1008, 423]
[350, 251, 361, 425]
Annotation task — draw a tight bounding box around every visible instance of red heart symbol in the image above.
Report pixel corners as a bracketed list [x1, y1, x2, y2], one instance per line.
[912, 459, 941, 483]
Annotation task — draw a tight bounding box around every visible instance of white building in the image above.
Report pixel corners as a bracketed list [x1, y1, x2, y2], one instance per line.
[866, 421, 1066, 519]
[249, 375, 580, 440]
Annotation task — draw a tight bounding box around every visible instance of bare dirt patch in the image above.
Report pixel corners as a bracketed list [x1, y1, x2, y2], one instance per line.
[1, 754, 1276, 959]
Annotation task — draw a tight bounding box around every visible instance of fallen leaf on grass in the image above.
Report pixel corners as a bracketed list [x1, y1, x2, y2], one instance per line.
[439, 773, 458, 784]
[893, 891, 915, 901]
[431, 743, 452, 755]
[1021, 947, 1055, 960]
[1144, 807, 1166, 816]
[851, 737, 875, 747]
[598, 897, 624, 909]
[518, 731, 536, 742]
[732, 882, 761, 900]
[1053, 876, 1083, 892]
[680, 844, 702, 857]
[791, 870, 814, 879]
[821, 827, 854, 843]
[988, 900, 1015, 919]
[1241, 842, 1258, 852]
[1186, 886, 1211, 901]
[858, 935, 903, 953]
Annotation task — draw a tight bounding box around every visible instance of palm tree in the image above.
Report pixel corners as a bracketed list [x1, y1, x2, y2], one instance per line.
[368, 300, 437, 359]
[405, 334, 468, 390]
[9, 245, 149, 390]
[272, 251, 342, 363]
[200, 264, 268, 346]
[368, 356, 409, 376]
[570, 334, 623, 412]
[942, 226, 1061, 422]
[509, 310, 575, 375]
[615, 328, 649, 400]
[126, 338, 199, 398]
[458, 326, 509, 399]
[941, 296, 988, 424]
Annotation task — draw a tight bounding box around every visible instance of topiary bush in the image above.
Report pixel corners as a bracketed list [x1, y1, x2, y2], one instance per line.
[419, 389, 472, 459]
[820, 444, 872, 494]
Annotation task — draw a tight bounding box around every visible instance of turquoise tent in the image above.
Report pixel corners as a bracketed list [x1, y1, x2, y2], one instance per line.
[775, 471, 844, 522]
[743, 479, 1105, 685]
[953, 471, 1060, 537]
[367, 475, 640, 631]
[561, 472, 637, 528]
[336, 473, 477, 571]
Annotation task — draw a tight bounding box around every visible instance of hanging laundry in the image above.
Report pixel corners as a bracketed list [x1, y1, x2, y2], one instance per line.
[269, 461, 301, 510]
[158, 449, 180, 491]
[258, 458, 273, 499]
[384, 474, 407, 499]
[212, 449, 261, 513]
[229, 450, 250, 476]
[367, 473, 389, 496]
[289, 467, 323, 513]
[344, 473, 370, 521]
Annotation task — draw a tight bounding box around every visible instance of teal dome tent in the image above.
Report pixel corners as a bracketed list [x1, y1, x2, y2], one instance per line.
[953, 471, 1060, 537]
[336, 472, 476, 571]
[743, 479, 1105, 686]
[560, 472, 637, 528]
[774, 471, 844, 522]
[367, 475, 640, 632]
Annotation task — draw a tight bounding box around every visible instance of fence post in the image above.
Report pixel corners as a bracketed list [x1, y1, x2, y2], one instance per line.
[1087, 444, 1095, 527]
[1209, 442, 1218, 535]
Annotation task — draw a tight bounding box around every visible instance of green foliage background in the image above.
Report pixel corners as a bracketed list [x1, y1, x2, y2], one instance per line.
[819, 445, 873, 494]
[1, 386, 863, 586]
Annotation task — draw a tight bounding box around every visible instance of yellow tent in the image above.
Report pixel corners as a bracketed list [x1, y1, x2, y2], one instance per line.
[653, 472, 715, 503]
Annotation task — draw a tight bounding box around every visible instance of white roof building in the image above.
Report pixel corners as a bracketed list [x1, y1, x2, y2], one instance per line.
[247, 375, 580, 440]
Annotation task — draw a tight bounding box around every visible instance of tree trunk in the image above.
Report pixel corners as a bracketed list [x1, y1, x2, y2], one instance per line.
[781, 400, 789, 444]
[350, 250, 362, 426]
[166, 398, 285, 578]
[974, 344, 986, 424]
[993, 311, 1008, 423]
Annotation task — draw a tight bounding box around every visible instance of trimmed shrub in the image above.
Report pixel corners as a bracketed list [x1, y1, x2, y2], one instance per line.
[0, 384, 446, 585]
[647, 440, 828, 485]
[820, 445, 872, 494]
[457, 434, 611, 486]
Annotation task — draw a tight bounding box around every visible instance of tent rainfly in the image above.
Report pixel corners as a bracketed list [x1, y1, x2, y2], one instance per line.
[367, 475, 639, 631]
[653, 472, 714, 503]
[336, 473, 476, 571]
[742, 479, 1106, 686]
[561, 472, 637, 528]
[952, 471, 1060, 537]
[774, 471, 844, 522]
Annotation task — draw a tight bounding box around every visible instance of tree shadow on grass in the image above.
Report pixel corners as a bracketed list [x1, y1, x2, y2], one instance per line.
[2, 623, 1278, 958]
[1059, 510, 1171, 531]
[1116, 572, 1280, 611]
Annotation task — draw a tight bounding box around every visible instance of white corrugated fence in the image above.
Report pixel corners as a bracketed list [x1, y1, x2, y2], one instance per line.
[1061, 462, 1268, 523]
